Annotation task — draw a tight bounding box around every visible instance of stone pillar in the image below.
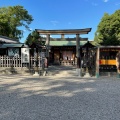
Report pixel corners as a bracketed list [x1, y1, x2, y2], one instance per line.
[33, 47, 39, 76]
[96, 47, 100, 78]
[61, 34, 64, 39]
[46, 34, 50, 68]
[76, 34, 82, 77]
[84, 43, 91, 77]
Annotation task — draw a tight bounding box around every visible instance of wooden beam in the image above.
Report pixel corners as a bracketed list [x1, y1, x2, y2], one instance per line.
[35, 28, 92, 35]
[50, 38, 88, 41]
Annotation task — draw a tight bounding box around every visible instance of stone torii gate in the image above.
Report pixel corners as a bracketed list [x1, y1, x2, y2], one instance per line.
[35, 28, 92, 77]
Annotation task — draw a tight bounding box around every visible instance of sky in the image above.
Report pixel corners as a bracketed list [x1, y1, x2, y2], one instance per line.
[0, 0, 120, 43]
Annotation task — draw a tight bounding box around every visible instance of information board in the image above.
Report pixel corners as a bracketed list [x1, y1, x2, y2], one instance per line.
[21, 48, 30, 63]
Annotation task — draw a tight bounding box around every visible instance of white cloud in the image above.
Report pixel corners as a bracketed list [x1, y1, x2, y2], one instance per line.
[29, 28, 32, 31]
[23, 28, 32, 32]
[41, 35, 46, 38]
[41, 35, 52, 38]
[50, 20, 59, 26]
[103, 0, 109, 3]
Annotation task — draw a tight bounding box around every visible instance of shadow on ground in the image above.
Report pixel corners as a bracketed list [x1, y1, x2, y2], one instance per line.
[1, 75, 120, 120]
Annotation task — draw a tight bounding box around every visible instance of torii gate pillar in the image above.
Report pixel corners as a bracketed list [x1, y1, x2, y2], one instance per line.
[76, 34, 82, 77]
[46, 34, 50, 68]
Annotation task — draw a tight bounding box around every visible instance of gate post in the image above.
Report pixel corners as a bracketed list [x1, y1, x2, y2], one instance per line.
[76, 34, 82, 77]
[116, 51, 120, 78]
[46, 34, 50, 68]
[96, 47, 100, 78]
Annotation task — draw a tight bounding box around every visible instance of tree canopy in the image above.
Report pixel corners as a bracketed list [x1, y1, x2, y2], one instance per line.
[0, 5, 33, 40]
[25, 30, 45, 46]
[94, 9, 120, 46]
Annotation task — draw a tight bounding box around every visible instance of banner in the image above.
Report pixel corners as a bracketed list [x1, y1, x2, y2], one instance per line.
[21, 48, 29, 63]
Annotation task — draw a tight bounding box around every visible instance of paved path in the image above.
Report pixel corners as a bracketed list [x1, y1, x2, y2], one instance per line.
[1, 75, 120, 120]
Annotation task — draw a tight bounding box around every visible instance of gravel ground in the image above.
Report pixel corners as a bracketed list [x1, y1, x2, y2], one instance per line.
[0, 75, 120, 120]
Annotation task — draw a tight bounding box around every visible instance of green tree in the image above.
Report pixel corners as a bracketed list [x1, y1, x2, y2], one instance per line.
[25, 30, 45, 46]
[94, 9, 120, 45]
[0, 5, 33, 40]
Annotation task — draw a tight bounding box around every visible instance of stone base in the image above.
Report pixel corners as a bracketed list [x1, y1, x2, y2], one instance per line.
[33, 72, 39, 76]
[76, 68, 82, 77]
[84, 72, 91, 78]
[117, 73, 120, 78]
[96, 72, 99, 78]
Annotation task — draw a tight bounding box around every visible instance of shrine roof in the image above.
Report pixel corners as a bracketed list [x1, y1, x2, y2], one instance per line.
[0, 43, 28, 48]
[0, 35, 19, 43]
[49, 41, 87, 46]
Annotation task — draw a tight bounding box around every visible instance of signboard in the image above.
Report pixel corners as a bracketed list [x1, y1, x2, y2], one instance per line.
[100, 48, 120, 52]
[21, 48, 30, 63]
[8, 48, 19, 57]
[99, 60, 116, 65]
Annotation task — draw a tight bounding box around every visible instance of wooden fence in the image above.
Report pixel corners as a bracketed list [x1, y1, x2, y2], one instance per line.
[0, 56, 45, 68]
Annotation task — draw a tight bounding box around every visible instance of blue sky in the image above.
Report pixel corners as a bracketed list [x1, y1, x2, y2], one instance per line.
[0, 0, 120, 43]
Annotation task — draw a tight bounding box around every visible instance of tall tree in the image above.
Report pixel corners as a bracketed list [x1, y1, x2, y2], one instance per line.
[94, 9, 120, 45]
[25, 30, 45, 46]
[0, 5, 33, 40]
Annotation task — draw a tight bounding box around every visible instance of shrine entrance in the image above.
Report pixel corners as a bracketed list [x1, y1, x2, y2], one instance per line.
[49, 46, 76, 65]
[36, 28, 92, 77]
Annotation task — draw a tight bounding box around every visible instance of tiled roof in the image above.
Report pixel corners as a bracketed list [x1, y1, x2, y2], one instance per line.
[0, 43, 28, 48]
[0, 35, 19, 43]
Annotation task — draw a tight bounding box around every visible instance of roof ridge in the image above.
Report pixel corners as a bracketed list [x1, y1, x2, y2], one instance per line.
[0, 35, 19, 42]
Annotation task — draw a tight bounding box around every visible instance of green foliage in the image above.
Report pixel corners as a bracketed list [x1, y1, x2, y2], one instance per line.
[94, 9, 120, 45]
[0, 5, 33, 40]
[25, 30, 45, 46]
